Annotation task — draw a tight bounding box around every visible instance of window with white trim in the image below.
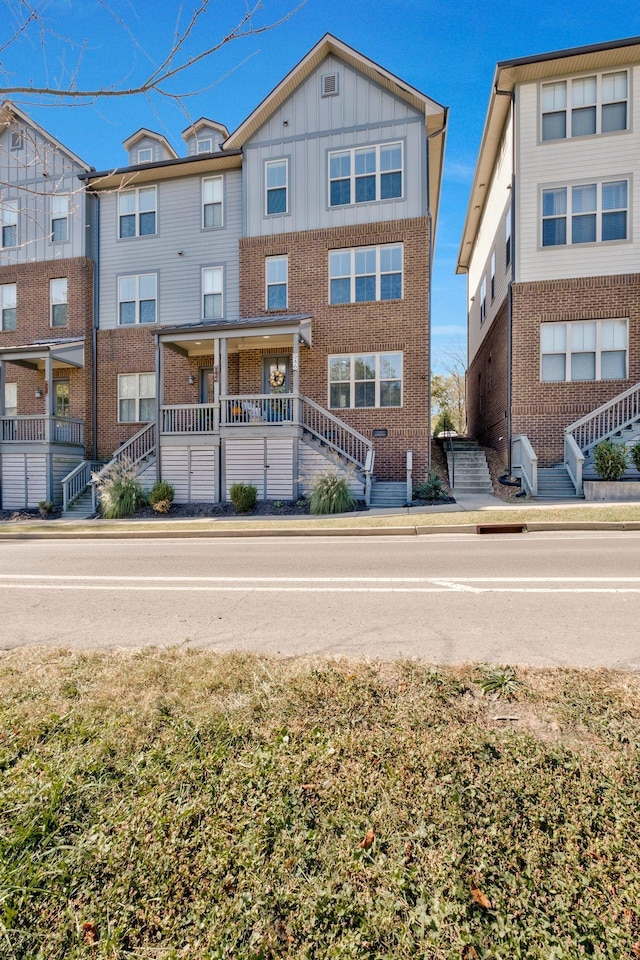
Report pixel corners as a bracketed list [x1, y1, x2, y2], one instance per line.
[202, 177, 223, 228]
[490, 250, 496, 300]
[480, 276, 487, 323]
[266, 256, 288, 310]
[137, 148, 153, 164]
[4, 382, 17, 417]
[329, 142, 403, 206]
[118, 186, 157, 238]
[541, 319, 627, 382]
[2, 201, 18, 248]
[329, 244, 402, 304]
[265, 159, 288, 215]
[50, 278, 68, 327]
[542, 180, 628, 247]
[329, 353, 403, 409]
[202, 266, 223, 319]
[1, 283, 16, 331]
[541, 71, 628, 141]
[50, 195, 69, 243]
[118, 373, 156, 422]
[505, 206, 512, 268]
[118, 274, 157, 325]
[197, 138, 213, 154]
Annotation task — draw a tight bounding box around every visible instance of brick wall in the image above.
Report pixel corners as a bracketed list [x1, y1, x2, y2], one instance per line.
[240, 218, 431, 481]
[511, 274, 640, 466]
[0, 257, 94, 454]
[466, 298, 509, 463]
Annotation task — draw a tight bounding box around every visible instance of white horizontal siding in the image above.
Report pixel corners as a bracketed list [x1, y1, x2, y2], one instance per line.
[160, 447, 216, 503]
[265, 437, 294, 499]
[224, 439, 265, 499]
[1, 453, 47, 508]
[52, 456, 83, 504]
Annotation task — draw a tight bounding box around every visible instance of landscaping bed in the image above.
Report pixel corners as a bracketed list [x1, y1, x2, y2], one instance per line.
[1, 648, 639, 959]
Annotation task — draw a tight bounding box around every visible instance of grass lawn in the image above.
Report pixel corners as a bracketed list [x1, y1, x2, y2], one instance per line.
[1, 648, 639, 959]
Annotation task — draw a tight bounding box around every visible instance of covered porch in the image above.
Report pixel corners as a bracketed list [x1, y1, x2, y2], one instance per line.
[0, 339, 86, 508]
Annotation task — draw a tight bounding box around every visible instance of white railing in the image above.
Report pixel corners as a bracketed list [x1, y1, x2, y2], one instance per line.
[0, 415, 84, 445]
[300, 395, 373, 470]
[512, 434, 538, 496]
[566, 381, 640, 453]
[62, 460, 104, 511]
[221, 394, 295, 426]
[161, 404, 218, 434]
[564, 433, 585, 497]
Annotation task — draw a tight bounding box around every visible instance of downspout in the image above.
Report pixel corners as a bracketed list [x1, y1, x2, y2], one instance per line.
[426, 109, 448, 472]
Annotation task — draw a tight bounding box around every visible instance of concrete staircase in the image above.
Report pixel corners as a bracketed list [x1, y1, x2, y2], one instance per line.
[537, 465, 583, 499]
[369, 481, 407, 508]
[445, 439, 492, 495]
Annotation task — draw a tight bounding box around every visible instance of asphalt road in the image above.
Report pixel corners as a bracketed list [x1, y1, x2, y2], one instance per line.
[1, 531, 640, 668]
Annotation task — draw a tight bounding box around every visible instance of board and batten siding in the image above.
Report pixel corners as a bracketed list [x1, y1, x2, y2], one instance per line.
[243, 54, 426, 237]
[467, 112, 513, 365]
[0, 121, 89, 264]
[97, 169, 242, 330]
[516, 63, 640, 283]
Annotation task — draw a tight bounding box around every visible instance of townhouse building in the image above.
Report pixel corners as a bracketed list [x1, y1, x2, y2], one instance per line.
[458, 36, 640, 496]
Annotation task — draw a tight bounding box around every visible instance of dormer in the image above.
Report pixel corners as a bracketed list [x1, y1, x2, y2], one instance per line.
[181, 118, 229, 157]
[123, 129, 178, 166]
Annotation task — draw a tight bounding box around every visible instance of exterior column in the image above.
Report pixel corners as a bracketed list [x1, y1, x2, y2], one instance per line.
[45, 353, 54, 417]
[213, 337, 220, 431]
[0, 360, 5, 417]
[155, 341, 163, 481]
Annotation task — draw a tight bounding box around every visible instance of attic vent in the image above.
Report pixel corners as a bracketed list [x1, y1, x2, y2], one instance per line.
[321, 73, 339, 97]
[10, 131, 23, 150]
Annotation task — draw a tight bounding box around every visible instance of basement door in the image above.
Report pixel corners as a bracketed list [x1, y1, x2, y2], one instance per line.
[224, 437, 294, 500]
[1, 453, 47, 509]
[160, 446, 217, 504]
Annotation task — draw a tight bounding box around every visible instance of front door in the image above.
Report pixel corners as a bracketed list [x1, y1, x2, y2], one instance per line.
[53, 379, 70, 418]
[200, 367, 215, 403]
[262, 356, 290, 394]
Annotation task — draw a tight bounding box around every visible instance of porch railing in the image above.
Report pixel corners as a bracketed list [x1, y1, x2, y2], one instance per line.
[512, 434, 538, 496]
[161, 404, 218, 434]
[300, 395, 373, 470]
[564, 433, 585, 497]
[221, 394, 294, 425]
[565, 381, 640, 454]
[0, 415, 84, 445]
[62, 460, 104, 511]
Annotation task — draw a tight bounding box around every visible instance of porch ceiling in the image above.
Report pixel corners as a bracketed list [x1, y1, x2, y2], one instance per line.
[0, 339, 85, 370]
[157, 314, 312, 357]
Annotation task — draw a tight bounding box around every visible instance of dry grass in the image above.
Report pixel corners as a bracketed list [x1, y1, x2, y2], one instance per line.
[1, 648, 640, 959]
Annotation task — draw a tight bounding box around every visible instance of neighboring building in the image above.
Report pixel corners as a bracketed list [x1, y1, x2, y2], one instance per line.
[0, 102, 95, 508]
[458, 35, 640, 495]
[79, 34, 447, 504]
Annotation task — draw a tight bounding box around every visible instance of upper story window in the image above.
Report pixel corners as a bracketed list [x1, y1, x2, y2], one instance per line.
[118, 186, 157, 238]
[329, 352, 403, 409]
[505, 206, 512, 268]
[202, 266, 223, 319]
[51, 195, 69, 243]
[541, 319, 627, 382]
[137, 148, 153, 164]
[490, 251, 496, 300]
[541, 71, 628, 142]
[118, 274, 157, 325]
[197, 138, 213, 154]
[329, 244, 403, 305]
[542, 179, 627, 247]
[0, 283, 16, 331]
[265, 159, 288, 215]
[4, 382, 17, 416]
[266, 256, 288, 310]
[202, 177, 223, 228]
[1, 201, 18, 248]
[50, 278, 68, 327]
[329, 142, 403, 207]
[480, 276, 487, 323]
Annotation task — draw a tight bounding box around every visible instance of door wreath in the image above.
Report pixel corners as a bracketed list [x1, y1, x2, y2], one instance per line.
[269, 369, 286, 388]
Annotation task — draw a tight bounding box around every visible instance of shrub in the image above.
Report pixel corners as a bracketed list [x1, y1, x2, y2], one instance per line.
[38, 500, 55, 516]
[149, 480, 175, 513]
[309, 470, 355, 514]
[593, 439, 627, 481]
[414, 471, 446, 501]
[230, 483, 258, 513]
[630, 441, 640, 473]
[93, 457, 147, 519]
[432, 409, 455, 437]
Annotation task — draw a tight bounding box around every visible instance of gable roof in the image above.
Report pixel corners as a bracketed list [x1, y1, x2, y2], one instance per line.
[122, 128, 178, 159]
[223, 33, 447, 224]
[457, 34, 640, 273]
[181, 118, 229, 142]
[0, 101, 90, 170]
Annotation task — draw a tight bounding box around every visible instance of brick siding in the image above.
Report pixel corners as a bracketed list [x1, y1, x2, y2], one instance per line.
[466, 298, 509, 463]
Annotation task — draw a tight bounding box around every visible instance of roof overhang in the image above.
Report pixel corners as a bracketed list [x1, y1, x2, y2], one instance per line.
[0, 100, 90, 170]
[80, 150, 243, 191]
[156, 314, 312, 357]
[0, 338, 85, 370]
[456, 34, 640, 273]
[123, 128, 178, 158]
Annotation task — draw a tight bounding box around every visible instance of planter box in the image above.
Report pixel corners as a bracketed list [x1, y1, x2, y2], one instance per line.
[583, 480, 640, 502]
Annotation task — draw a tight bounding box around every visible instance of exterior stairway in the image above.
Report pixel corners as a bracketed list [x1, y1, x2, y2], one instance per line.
[537, 465, 584, 499]
[369, 481, 407, 508]
[445, 438, 493, 495]
[63, 487, 96, 518]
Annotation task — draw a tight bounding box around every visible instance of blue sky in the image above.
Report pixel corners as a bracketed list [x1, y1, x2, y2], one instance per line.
[2, 0, 639, 371]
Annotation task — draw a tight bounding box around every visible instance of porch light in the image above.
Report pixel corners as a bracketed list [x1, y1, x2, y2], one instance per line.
[188, 374, 195, 385]
[35, 388, 43, 398]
